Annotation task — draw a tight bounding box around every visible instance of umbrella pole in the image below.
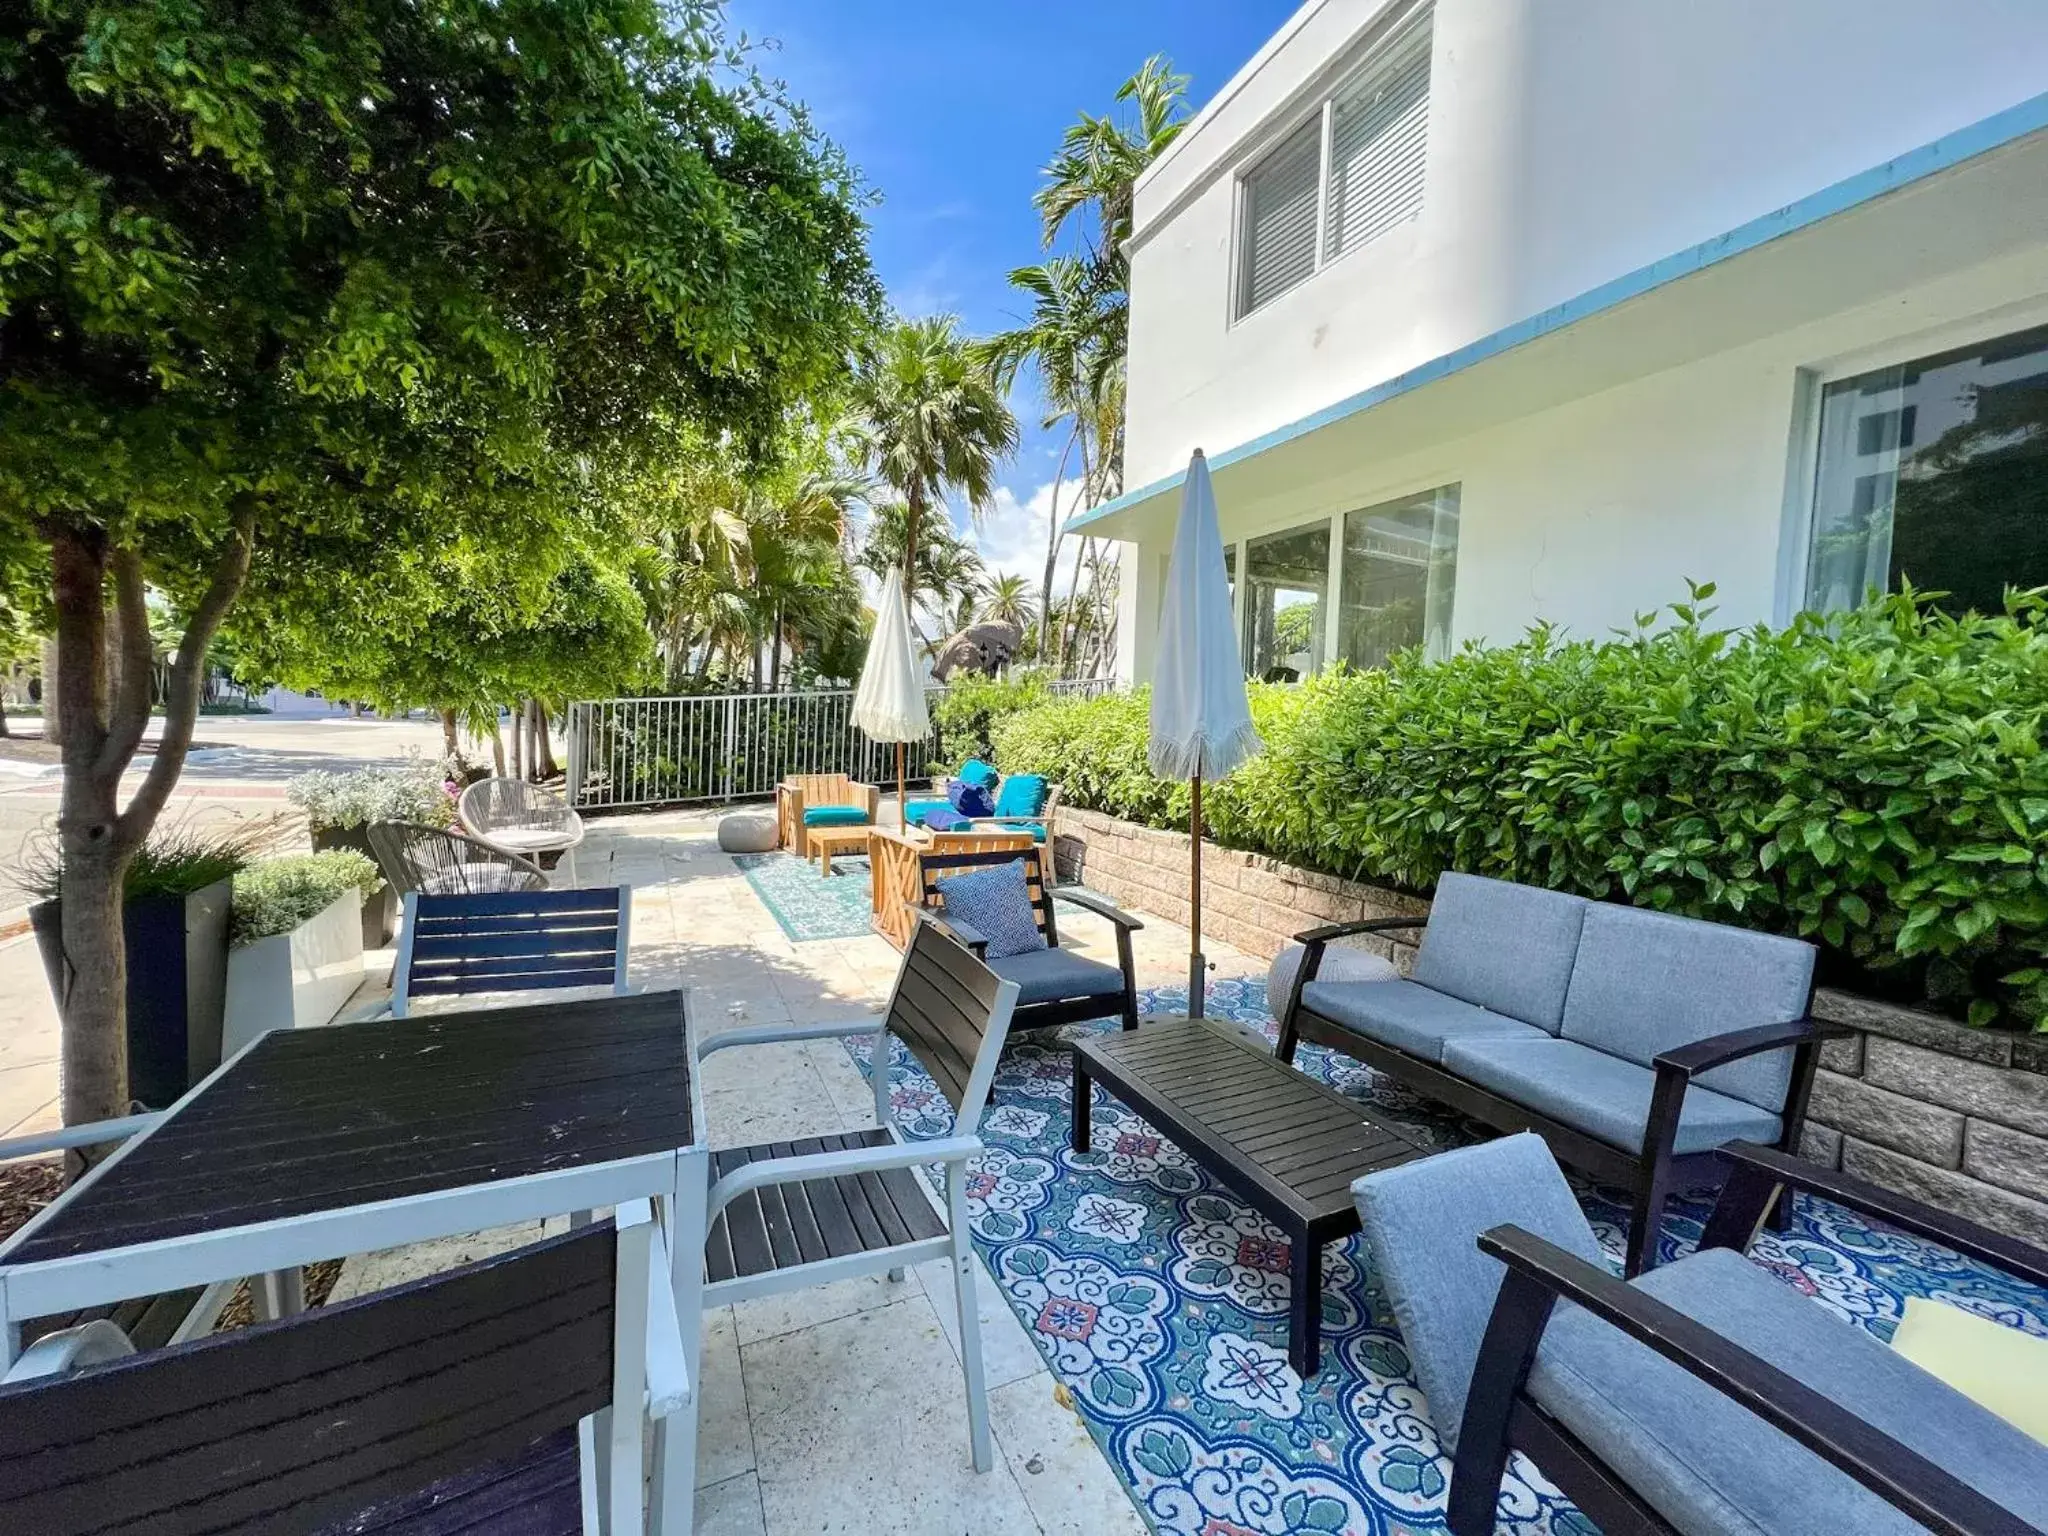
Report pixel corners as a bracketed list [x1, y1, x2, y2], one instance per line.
[1188, 770, 1206, 1018]
[895, 741, 906, 831]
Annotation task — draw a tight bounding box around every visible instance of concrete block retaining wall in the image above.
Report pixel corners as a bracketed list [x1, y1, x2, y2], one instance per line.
[1052, 805, 2048, 1243]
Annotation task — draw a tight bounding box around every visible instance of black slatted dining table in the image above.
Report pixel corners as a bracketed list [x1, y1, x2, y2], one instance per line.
[0, 989, 710, 1378]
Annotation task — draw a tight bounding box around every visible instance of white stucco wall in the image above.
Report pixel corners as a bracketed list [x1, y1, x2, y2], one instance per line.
[1126, 0, 2048, 492]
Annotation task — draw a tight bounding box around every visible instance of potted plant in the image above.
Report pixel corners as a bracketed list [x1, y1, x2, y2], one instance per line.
[287, 754, 454, 946]
[222, 850, 382, 1056]
[27, 826, 247, 1110]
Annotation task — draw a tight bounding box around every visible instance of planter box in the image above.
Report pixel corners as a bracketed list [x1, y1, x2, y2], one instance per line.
[222, 890, 366, 1058]
[31, 876, 233, 1110]
[311, 824, 396, 948]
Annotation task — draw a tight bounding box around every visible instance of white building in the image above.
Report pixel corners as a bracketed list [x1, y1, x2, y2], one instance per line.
[1074, 0, 2048, 685]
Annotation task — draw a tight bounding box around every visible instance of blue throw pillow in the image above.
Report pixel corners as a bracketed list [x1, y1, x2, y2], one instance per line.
[934, 859, 1046, 958]
[992, 773, 1048, 819]
[946, 776, 994, 819]
[921, 807, 972, 832]
[959, 758, 1002, 792]
[803, 803, 871, 828]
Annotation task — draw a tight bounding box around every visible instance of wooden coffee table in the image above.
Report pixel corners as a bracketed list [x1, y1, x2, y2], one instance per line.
[1072, 1015, 1432, 1376]
[807, 823, 873, 876]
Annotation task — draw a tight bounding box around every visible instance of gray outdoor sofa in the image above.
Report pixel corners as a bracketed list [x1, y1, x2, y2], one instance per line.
[1276, 871, 1829, 1275]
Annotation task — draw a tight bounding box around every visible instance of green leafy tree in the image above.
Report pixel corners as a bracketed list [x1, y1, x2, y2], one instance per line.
[1, 0, 876, 1125]
[982, 574, 1036, 629]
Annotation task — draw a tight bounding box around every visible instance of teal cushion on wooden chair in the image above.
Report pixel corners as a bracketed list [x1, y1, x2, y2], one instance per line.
[802, 804, 870, 828]
[958, 759, 1002, 792]
[992, 774, 1048, 818]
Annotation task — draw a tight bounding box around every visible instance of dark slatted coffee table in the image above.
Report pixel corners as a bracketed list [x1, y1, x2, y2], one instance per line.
[1072, 1015, 1430, 1376]
[0, 990, 708, 1364]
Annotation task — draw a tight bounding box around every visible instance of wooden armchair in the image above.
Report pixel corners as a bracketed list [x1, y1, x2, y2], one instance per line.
[776, 772, 881, 851]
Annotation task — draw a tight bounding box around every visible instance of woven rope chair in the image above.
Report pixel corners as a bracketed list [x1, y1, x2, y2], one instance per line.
[459, 777, 586, 880]
[366, 820, 549, 897]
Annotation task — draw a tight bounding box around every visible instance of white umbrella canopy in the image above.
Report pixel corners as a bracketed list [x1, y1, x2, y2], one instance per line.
[853, 564, 930, 823]
[1148, 449, 1261, 1016]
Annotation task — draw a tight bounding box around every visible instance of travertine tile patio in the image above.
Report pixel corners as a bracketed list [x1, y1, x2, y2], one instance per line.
[337, 806, 1260, 1536]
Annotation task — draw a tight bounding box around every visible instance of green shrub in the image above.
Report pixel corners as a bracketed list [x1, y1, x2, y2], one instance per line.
[287, 755, 455, 831]
[23, 821, 255, 902]
[928, 673, 1055, 773]
[231, 851, 382, 946]
[992, 587, 2048, 1030]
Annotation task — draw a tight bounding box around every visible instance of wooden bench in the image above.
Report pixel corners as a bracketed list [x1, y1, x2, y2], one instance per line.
[1072, 1016, 1432, 1376]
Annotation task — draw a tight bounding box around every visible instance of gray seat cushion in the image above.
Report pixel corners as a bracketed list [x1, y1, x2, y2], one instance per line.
[1301, 978, 1548, 1063]
[1531, 1246, 2048, 1536]
[1412, 872, 1589, 1032]
[1440, 1038, 1781, 1155]
[1353, 1133, 1607, 1453]
[1268, 941, 1398, 1007]
[988, 946, 1125, 1005]
[1559, 904, 1815, 1112]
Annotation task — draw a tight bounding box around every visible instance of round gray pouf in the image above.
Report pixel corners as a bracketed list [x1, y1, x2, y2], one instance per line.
[717, 812, 778, 854]
[1267, 940, 1398, 1006]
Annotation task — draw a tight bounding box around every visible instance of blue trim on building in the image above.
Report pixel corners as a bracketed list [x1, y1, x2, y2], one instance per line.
[1069, 89, 2048, 534]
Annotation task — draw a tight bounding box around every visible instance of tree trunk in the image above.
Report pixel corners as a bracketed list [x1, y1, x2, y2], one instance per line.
[488, 714, 507, 775]
[533, 700, 560, 779]
[510, 701, 524, 780]
[1038, 425, 1076, 664]
[769, 608, 784, 693]
[1057, 536, 1094, 676]
[41, 636, 62, 746]
[440, 707, 459, 759]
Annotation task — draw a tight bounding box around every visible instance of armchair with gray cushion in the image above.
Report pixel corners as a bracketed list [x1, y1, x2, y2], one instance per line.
[1278, 871, 1833, 1275]
[1351, 1134, 2048, 1536]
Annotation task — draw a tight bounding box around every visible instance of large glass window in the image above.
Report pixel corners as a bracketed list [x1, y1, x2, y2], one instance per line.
[1808, 325, 2048, 616]
[1241, 521, 1330, 681]
[1338, 485, 1460, 669]
[1233, 6, 1432, 320]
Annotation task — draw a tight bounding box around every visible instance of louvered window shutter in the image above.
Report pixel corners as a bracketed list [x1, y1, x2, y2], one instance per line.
[1324, 16, 1431, 261]
[1236, 117, 1321, 318]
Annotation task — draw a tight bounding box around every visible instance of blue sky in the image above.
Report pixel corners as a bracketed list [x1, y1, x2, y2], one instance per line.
[727, 0, 1298, 585]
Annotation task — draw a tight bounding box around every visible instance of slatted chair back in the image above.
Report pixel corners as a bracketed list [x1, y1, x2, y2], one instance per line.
[460, 776, 579, 837]
[917, 842, 1059, 949]
[0, 1220, 629, 1536]
[879, 913, 1020, 1127]
[366, 820, 548, 898]
[395, 885, 631, 1017]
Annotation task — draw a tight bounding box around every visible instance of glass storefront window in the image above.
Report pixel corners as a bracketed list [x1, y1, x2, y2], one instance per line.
[1338, 485, 1460, 669]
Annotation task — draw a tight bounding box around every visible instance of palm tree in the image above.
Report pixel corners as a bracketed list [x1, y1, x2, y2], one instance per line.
[982, 574, 1036, 630]
[848, 316, 1018, 579]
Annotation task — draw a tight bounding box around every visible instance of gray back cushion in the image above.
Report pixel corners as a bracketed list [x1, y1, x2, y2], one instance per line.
[1559, 904, 1816, 1111]
[1412, 872, 1589, 1032]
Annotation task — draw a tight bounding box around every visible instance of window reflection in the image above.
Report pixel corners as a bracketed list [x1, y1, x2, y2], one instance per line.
[1241, 521, 1330, 681]
[1339, 485, 1460, 669]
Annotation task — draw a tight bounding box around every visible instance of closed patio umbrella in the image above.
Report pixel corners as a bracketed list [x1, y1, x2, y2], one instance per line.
[1149, 449, 1261, 1018]
[853, 564, 931, 825]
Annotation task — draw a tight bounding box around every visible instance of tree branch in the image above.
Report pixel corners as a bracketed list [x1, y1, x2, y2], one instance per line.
[115, 508, 256, 851]
[97, 546, 155, 782]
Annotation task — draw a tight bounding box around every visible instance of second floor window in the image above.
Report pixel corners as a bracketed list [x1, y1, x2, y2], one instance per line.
[1235, 6, 1432, 321]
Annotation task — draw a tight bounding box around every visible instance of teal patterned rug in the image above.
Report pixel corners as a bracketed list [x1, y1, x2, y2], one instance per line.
[731, 851, 876, 942]
[852, 980, 2048, 1536]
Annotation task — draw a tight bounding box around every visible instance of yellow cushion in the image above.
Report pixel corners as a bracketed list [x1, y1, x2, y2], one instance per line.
[1890, 1296, 2048, 1445]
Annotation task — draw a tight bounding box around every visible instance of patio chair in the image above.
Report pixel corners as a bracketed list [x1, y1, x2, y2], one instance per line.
[1352, 1134, 2048, 1536]
[899, 837, 1143, 1035]
[0, 1201, 690, 1536]
[905, 761, 1061, 843]
[776, 771, 880, 851]
[460, 775, 587, 881]
[696, 911, 1020, 1472]
[387, 885, 632, 1017]
[366, 818, 549, 897]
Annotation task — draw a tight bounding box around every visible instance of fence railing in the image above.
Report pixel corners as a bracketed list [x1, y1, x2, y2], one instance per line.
[564, 678, 1115, 811]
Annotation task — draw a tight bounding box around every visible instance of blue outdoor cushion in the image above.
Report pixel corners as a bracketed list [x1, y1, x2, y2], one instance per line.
[1530, 1245, 2048, 1535]
[934, 859, 1045, 959]
[802, 803, 870, 828]
[920, 807, 973, 832]
[904, 798, 951, 824]
[958, 759, 1002, 792]
[1440, 1037, 1781, 1156]
[1300, 978, 1549, 1063]
[1352, 1134, 1607, 1453]
[992, 773, 1049, 818]
[1559, 903, 1815, 1113]
[1412, 872, 1589, 1032]
[945, 777, 995, 819]
[986, 945, 1124, 1005]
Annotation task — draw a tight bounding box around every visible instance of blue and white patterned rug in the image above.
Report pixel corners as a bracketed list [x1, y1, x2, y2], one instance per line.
[852, 978, 2048, 1536]
[731, 852, 875, 942]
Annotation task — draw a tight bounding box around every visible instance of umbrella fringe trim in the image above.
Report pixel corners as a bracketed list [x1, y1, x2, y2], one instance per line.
[1146, 719, 1263, 783]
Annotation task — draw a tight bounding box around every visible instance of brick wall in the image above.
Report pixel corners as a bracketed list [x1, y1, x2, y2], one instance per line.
[1053, 805, 2048, 1243]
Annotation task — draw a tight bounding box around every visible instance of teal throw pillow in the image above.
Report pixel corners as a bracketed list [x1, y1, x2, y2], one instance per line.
[992, 773, 1048, 818]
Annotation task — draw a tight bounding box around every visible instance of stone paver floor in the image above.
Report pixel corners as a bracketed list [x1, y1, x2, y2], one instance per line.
[330, 807, 1261, 1535]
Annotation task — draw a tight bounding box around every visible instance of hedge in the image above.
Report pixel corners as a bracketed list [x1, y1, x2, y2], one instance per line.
[991, 588, 2048, 1030]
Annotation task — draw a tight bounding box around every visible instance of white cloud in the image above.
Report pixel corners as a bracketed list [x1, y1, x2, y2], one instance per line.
[962, 478, 1090, 597]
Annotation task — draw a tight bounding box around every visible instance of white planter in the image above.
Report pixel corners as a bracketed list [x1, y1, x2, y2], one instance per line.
[223, 890, 366, 1056]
